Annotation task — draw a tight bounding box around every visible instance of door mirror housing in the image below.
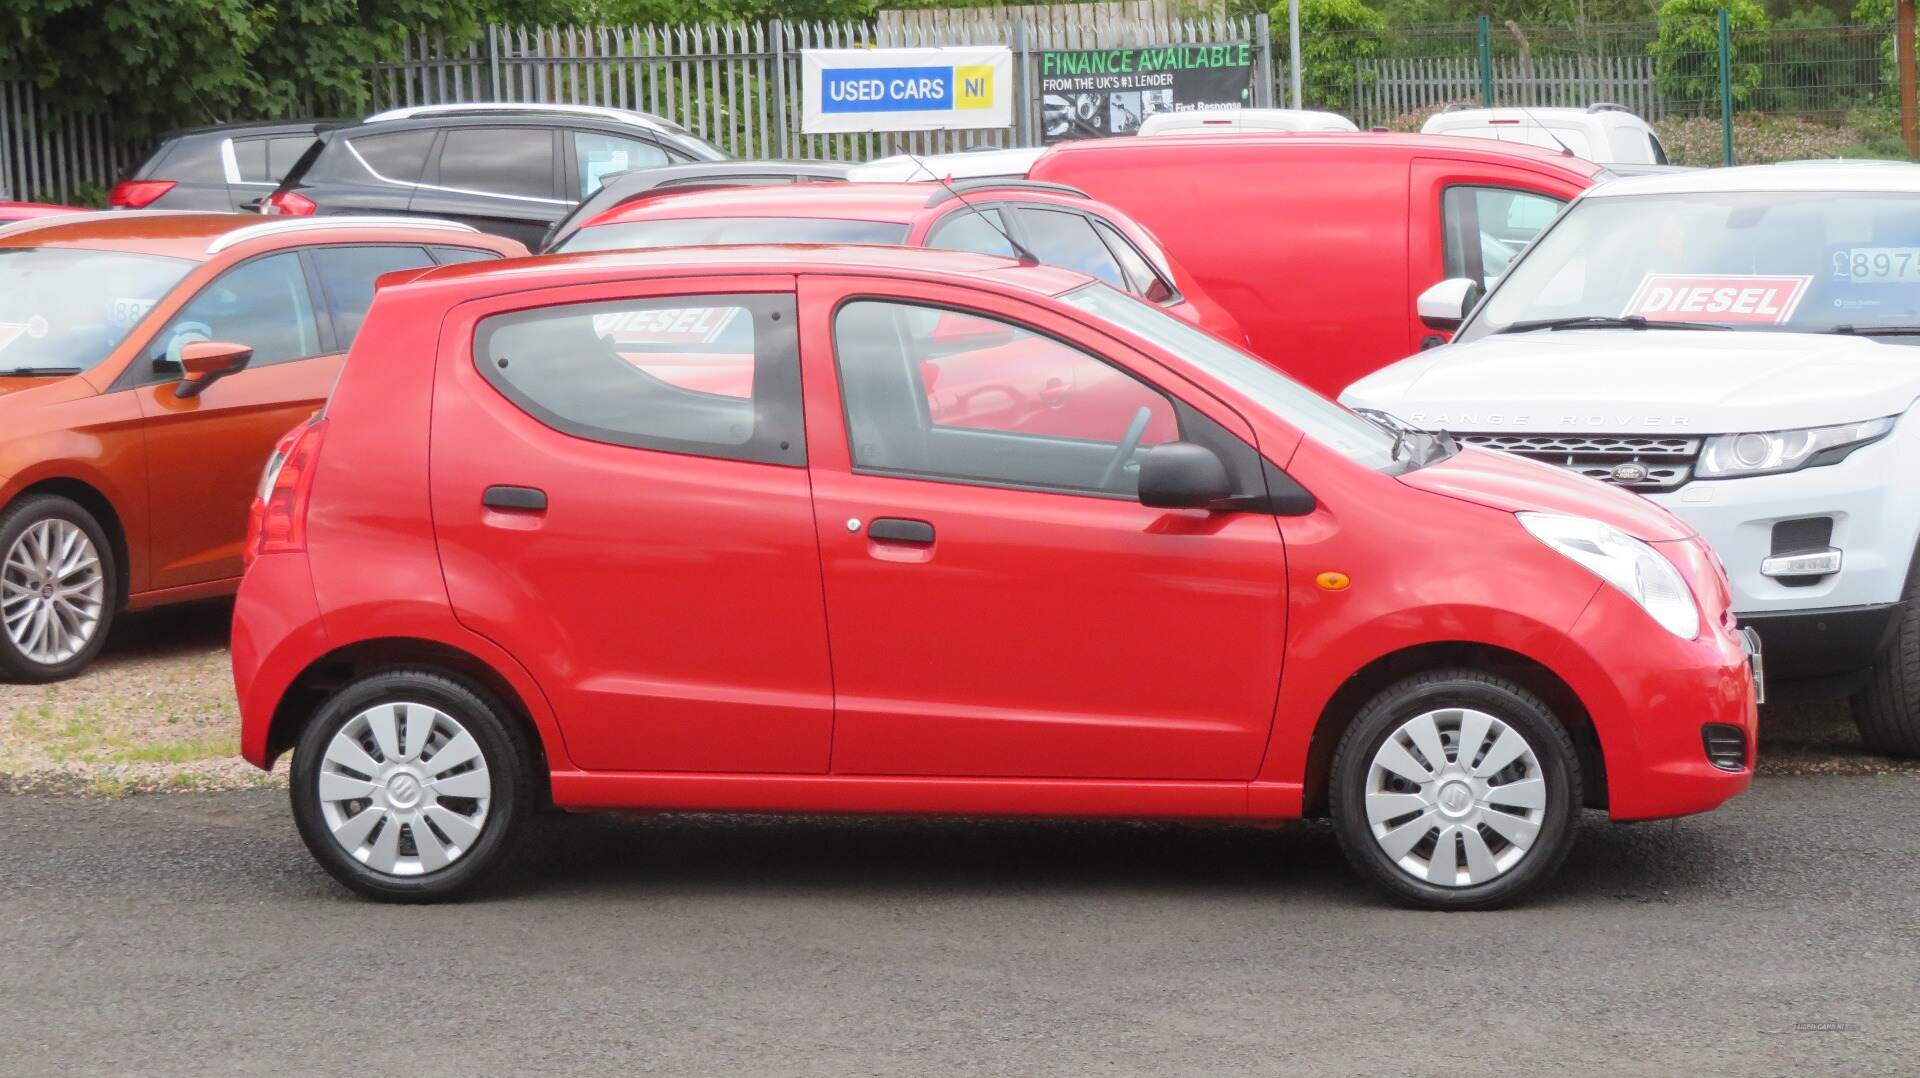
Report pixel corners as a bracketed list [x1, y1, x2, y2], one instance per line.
[173, 340, 253, 399]
[1416, 277, 1485, 332]
[1137, 442, 1233, 510]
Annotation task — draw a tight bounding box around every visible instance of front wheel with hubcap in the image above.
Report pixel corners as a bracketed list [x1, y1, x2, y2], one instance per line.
[1330, 670, 1581, 910]
[291, 670, 533, 902]
[0, 494, 115, 683]
[1851, 554, 1920, 758]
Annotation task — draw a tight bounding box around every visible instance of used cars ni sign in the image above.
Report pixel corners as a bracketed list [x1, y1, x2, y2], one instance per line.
[231, 244, 1758, 909]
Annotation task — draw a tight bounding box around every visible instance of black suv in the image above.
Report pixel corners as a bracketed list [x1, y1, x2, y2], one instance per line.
[111, 121, 333, 211]
[264, 104, 726, 248]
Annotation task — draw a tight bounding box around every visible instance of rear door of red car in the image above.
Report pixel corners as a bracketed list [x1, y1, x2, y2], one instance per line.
[798, 275, 1289, 780]
[427, 274, 835, 774]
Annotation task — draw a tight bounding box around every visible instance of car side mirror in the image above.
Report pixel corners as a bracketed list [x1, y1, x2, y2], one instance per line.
[1137, 442, 1233, 510]
[173, 340, 253, 399]
[1417, 277, 1485, 332]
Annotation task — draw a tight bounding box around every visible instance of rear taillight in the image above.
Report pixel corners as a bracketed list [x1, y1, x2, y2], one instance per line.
[108, 180, 176, 209]
[262, 190, 316, 217]
[246, 417, 327, 569]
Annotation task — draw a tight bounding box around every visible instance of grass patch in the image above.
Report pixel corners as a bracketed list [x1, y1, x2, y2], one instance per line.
[108, 737, 239, 765]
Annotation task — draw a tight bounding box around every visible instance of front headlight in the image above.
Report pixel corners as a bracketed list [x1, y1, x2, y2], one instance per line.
[1518, 513, 1700, 640]
[1695, 417, 1894, 479]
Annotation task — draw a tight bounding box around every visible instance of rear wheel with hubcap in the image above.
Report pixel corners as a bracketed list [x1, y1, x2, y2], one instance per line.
[1851, 555, 1920, 758]
[1331, 670, 1581, 910]
[0, 494, 115, 683]
[291, 670, 534, 902]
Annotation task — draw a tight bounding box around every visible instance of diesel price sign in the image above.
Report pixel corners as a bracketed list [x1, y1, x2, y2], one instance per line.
[1039, 43, 1253, 142]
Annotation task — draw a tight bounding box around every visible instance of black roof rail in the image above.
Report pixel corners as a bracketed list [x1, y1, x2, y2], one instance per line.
[923, 178, 1089, 208]
[1586, 102, 1632, 114]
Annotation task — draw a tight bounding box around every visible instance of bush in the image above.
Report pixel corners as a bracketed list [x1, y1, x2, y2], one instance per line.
[1277, 0, 1388, 112]
[1648, 0, 1770, 113]
[1653, 112, 1908, 165]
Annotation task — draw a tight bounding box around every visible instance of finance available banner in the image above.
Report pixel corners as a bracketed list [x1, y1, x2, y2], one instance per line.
[1039, 43, 1254, 143]
[802, 47, 1013, 134]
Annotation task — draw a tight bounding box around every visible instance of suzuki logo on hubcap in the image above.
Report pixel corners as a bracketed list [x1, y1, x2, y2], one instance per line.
[386, 773, 423, 809]
[1437, 781, 1474, 816]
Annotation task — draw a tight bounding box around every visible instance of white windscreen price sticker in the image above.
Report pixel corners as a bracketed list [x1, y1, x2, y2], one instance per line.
[1834, 247, 1920, 284]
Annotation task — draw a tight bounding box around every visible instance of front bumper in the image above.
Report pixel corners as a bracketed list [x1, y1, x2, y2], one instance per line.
[1737, 602, 1903, 683]
[1643, 432, 1919, 617]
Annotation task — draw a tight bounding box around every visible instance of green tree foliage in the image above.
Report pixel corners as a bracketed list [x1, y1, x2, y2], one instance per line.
[1648, 0, 1770, 108]
[1276, 0, 1388, 109]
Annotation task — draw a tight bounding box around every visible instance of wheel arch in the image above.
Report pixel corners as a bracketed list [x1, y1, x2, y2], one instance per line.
[1299, 640, 1607, 817]
[266, 636, 552, 805]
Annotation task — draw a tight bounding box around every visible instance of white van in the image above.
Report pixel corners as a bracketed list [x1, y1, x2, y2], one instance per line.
[1344, 161, 1920, 755]
[1422, 104, 1668, 166]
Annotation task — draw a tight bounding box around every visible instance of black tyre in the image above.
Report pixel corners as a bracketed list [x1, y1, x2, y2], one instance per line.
[1851, 563, 1920, 757]
[1330, 669, 1581, 910]
[0, 494, 117, 683]
[290, 669, 534, 902]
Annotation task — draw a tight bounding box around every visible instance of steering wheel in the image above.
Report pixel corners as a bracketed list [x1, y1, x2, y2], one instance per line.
[1099, 406, 1154, 491]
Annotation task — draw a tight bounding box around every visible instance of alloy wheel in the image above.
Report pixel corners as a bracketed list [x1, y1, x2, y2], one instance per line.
[1, 518, 106, 666]
[315, 702, 493, 877]
[1364, 706, 1548, 887]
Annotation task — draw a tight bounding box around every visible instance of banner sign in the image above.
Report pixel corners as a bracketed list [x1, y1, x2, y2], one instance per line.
[1039, 43, 1253, 142]
[1622, 274, 1812, 325]
[802, 47, 1013, 134]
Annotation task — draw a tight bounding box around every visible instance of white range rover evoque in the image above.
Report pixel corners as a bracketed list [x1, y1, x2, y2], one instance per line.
[1344, 161, 1920, 756]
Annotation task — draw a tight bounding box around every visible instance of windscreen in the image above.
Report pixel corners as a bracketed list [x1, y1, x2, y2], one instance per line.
[0, 247, 194, 375]
[558, 216, 910, 253]
[1462, 191, 1920, 339]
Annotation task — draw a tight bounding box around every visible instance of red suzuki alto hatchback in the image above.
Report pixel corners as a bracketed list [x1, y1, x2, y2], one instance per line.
[232, 244, 1757, 909]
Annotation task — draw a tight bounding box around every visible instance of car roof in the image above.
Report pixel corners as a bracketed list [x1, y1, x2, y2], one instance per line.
[1587, 159, 1920, 198]
[849, 146, 1047, 182]
[364, 102, 689, 136]
[158, 119, 336, 140]
[1038, 130, 1609, 178]
[586, 182, 952, 227]
[404, 242, 1090, 299]
[0, 211, 506, 260]
[1426, 106, 1647, 126]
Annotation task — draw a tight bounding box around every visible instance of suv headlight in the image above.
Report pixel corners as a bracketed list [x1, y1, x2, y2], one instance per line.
[1518, 513, 1699, 639]
[1695, 417, 1894, 479]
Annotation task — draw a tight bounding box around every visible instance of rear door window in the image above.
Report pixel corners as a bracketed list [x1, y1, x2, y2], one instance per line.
[309, 245, 436, 349]
[925, 208, 1018, 258]
[474, 293, 803, 465]
[348, 129, 436, 183]
[1015, 207, 1126, 288]
[435, 127, 558, 200]
[155, 138, 226, 184]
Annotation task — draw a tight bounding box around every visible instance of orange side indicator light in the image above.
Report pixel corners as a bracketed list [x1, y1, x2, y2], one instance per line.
[1316, 571, 1351, 592]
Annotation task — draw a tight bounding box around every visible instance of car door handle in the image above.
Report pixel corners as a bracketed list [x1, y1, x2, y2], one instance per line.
[868, 517, 934, 544]
[482, 485, 547, 512]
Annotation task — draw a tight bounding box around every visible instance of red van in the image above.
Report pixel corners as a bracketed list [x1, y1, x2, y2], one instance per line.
[1027, 133, 1607, 395]
[232, 244, 1756, 909]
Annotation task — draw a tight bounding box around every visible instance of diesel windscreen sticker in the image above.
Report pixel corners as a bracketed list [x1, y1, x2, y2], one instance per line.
[1039, 44, 1253, 143]
[1622, 273, 1812, 325]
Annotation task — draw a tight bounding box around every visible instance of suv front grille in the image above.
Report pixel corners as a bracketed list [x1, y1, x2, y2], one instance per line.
[1456, 433, 1703, 492]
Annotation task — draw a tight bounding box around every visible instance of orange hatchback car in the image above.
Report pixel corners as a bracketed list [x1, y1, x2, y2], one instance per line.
[0, 212, 523, 681]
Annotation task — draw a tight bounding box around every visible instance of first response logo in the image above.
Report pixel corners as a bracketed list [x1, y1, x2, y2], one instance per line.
[822, 65, 994, 113]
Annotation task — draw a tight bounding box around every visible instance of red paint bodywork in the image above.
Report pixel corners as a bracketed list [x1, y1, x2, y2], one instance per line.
[233, 245, 1753, 826]
[0, 201, 84, 223]
[0, 213, 523, 614]
[1026, 133, 1606, 396]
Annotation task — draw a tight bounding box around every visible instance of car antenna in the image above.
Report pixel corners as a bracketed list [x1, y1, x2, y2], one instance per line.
[1516, 103, 1577, 158]
[902, 148, 1040, 267]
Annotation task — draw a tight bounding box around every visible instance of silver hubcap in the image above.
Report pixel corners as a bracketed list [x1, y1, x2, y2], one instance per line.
[2, 519, 105, 666]
[1365, 707, 1548, 888]
[316, 702, 492, 877]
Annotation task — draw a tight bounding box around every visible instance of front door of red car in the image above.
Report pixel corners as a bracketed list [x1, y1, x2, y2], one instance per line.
[799, 277, 1289, 780]
[428, 275, 835, 774]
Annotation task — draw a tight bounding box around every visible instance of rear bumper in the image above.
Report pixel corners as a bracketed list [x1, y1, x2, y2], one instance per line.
[232, 553, 328, 769]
